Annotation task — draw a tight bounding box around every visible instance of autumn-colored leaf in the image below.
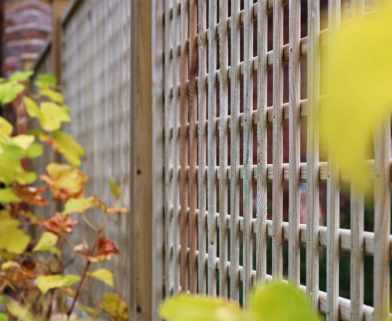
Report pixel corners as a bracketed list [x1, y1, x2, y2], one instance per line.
[6, 299, 37, 321]
[101, 292, 128, 321]
[40, 213, 78, 237]
[88, 268, 114, 287]
[0, 117, 13, 136]
[40, 163, 87, 201]
[35, 274, 80, 295]
[13, 185, 47, 206]
[45, 131, 85, 166]
[39, 102, 70, 132]
[0, 81, 24, 105]
[75, 236, 119, 262]
[0, 188, 21, 203]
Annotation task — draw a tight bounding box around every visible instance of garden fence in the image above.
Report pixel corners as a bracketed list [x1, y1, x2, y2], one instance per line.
[33, 1, 391, 321]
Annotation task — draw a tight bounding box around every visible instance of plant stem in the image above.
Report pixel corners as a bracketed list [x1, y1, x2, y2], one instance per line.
[66, 260, 91, 319]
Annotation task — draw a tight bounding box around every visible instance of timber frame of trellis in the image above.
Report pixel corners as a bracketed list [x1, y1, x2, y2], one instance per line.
[32, 1, 391, 321]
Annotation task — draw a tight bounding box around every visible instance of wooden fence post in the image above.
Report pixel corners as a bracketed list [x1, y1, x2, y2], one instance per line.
[130, 1, 163, 321]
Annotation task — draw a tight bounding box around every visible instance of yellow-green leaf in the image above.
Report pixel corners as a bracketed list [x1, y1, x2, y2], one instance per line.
[39, 102, 70, 132]
[0, 117, 13, 136]
[23, 97, 40, 118]
[0, 81, 24, 105]
[33, 232, 59, 255]
[0, 188, 21, 203]
[11, 135, 34, 150]
[40, 88, 64, 104]
[319, 2, 392, 193]
[101, 293, 128, 321]
[109, 179, 122, 200]
[63, 197, 96, 215]
[0, 212, 30, 254]
[35, 274, 80, 294]
[88, 268, 114, 287]
[160, 295, 241, 321]
[35, 74, 57, 89]
[10, 70, 33, 82]
[50, 131, 84, 166]
[6, 300, 36, 321]
[246, 281, 320, 321]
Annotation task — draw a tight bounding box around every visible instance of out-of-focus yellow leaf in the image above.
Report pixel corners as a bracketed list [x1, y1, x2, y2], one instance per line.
[246, 281, 320, 321]
[0, 117, 13, 136]
[33, 232, 59, 255]
[11, 135, 34, 150]
[40, 88, 64, 104]
[63, 197, 96, 215]
[0, 81, 24, 105]
[50, 131, 84, 166]
[6, 300, 36, 321]
[23, 97, 40, 118]
[0, 212, 30, 254]
[88, 268, 114, 287]
[109, 179, 122, 200]
[10, 71, 33, 82]
[160, 295, 241, 321]
[35, 74, 57, 89]
[319, 2, 392, 193]
[101, 292, 128, 321]
[35, 274, 80, 294]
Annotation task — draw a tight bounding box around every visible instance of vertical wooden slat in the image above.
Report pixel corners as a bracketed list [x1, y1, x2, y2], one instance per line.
[218, 0, 229, 298]
[373, 121, 391, 321]
[163, 0, 175, 296]
[288, 0, 301, 286]
[256, 0, 268, 283]
[179, 0, 190, 293]
[229, 0, 241, 301]
[350, 187, 364, 321]
[197, 0, 207, 295]
[349, 3, 365, 321]
[242, 0, 253, 300]
[326, 2, 341, 321]
[207, 0, 217, 296]
[306, 0, 320, 308]
[272, 0, 284, 279]
[188, 0, 198, 294]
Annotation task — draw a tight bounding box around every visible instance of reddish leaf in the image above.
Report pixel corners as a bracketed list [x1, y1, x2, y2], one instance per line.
[13, 185, 47, 206]
[40, 213, 78, 236]
[75, 236, 119, 263]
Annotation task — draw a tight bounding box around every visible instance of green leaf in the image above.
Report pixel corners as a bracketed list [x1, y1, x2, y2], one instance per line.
[35, 74, 57, 89]
[6, 300, 36, 321]
[25, 142, 43, 159]
[40, 88, 64, 104]
[0, 81, 24, 105]
[160, 295, 241, 321]
[109, 179, 122, 200]
[0, 117, 13, 136]
[10, 71, 33, 82]
[0, 157, 36, 185]
[50, 131, 84, 166]
[23, 97, 40, 118]
[36, 274, 80, 294]
[0, 188, 21, 203]
[0, 312, 8, 321]
[0, 212, 30, 254]
[101, 293, 128, 321]
[63, 197, 96, 215]
[33, 232, 59, 255]
[39, 102, 70, 132]
[246, 281, 320, 321]
[88, 268, 114, 287]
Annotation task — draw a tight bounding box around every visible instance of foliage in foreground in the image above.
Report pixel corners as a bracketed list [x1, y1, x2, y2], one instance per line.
[160, 282, 320, 321]
[0, 70, 128, 321]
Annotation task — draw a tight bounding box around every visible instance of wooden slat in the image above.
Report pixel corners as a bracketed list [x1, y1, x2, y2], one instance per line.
[272, 0, 284, 279]
[163, 0, 175, 296]
[207, 0, 218, 296]
[255, 0, 268, 282]
[373, 121, 391, 321]
[326, 2, 341, 321]
[306, 0, 321, 307]
[188, 0, 198, 294]
[197, 0, 208, 295]
[229, 0, 241, 301]
[179, 0, 190, 292]
[218, 0, 229, 298]
[288, 0, 301, 286]
[242, 0, 254, 300]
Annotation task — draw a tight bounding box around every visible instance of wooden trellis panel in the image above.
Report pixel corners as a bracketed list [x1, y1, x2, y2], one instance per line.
[61, 0, 131, 304]
[160, 1, 391, 321]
